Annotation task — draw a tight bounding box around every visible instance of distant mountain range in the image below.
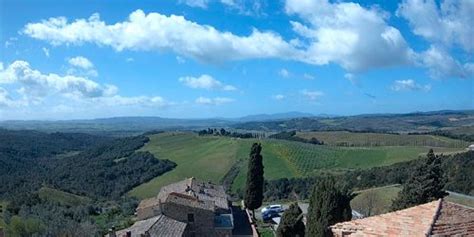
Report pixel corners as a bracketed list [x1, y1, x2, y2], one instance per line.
[1, 110, 473, 135]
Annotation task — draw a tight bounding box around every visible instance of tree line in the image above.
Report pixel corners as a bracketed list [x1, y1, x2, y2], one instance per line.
[268, 131, 324, 145]
[197, 128, 265, 139]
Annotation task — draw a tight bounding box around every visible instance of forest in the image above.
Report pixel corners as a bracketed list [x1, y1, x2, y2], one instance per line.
[0, 130, 176, 236]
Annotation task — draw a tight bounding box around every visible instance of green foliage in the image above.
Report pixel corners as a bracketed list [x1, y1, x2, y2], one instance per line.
[307, 178, 353, 237]
[276, 203, 305, 237]
[391, 149, 447, 210]
[269, 131, 324, 145]
[6, 216, 45, 237]
[244, 143, 264, 211]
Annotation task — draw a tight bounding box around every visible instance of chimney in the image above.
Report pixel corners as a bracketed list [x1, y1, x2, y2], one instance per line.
[108, 227, 116, 237]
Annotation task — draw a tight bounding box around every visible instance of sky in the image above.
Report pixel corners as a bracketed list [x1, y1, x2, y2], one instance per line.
[0, 0, 473, 120]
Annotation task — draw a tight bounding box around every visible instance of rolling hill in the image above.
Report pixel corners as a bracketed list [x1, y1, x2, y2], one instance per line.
[129, 132, 464, 199]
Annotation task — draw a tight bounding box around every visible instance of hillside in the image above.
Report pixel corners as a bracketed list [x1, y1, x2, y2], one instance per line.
[233, 110, 474, 133]
[129, 132, 464, 199]
[296, 131, 469, 147]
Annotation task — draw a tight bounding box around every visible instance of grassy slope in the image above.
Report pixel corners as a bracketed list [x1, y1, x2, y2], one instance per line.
[296, 131, 469, 148]
[38, 187, 91, 206]
[129, 132, 463, 199]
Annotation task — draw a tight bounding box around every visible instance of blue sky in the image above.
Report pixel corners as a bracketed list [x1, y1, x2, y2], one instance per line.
[0, 0, 472, 120]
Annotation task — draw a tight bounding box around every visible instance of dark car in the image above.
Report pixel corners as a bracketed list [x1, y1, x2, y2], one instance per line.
[262, 209, 280, 222]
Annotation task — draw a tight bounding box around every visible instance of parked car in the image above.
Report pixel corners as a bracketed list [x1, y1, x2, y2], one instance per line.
[261, 204, 284, 214]
[262, 209, 280, 222]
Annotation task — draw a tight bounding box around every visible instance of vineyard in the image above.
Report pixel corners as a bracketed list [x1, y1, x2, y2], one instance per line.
[296, 131, 469, 147]
[129, 132, 465, 199]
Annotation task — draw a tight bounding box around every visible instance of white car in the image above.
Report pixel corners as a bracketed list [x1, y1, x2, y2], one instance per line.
[261, 204, 284, 214]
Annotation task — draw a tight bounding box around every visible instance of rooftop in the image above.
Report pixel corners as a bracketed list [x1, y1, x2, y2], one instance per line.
[108, 215, 187, 237]
[156, 177, 229, 211]
[330, 199, 474, 236]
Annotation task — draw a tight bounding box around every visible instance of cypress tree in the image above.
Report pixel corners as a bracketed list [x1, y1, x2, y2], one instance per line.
[307, 177, 353, 237]
[244, 143, 264, 216]
[277, 202, 305, 237]
[391, 149, 447, 210]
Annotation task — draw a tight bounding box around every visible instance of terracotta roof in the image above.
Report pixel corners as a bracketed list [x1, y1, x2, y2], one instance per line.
[166, 192, 215, 212]
[332, 199, 439, 236]
[107, 215, 187, 237]
[157, 177, 229, 211]
[430, 201, 474, 236]
[331, 199, 474, 236]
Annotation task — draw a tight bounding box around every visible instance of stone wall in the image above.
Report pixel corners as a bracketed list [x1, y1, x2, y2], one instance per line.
[162, 202, 231, 237]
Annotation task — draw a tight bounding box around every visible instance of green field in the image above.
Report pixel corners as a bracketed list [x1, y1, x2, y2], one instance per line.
[38, 187, 91, 206]
[296, 131, 469, 148]
[129, 132, 463, 199]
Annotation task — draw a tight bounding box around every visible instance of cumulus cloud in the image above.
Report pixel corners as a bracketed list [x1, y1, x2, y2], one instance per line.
[397, 0, 474, 52]
[68, 56, 94, 69]
[195, 96, 234, 105]
[23, 10, 299, 64]
[179, 74, 236, 91]
[418, 45, 473, 79]
[0, 60, 169, 108]
[285, 0, 414, 72]
[301, 89, 324, 101]
[391, 79, 431, 92]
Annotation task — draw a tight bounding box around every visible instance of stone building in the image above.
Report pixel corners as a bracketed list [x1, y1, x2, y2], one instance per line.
[330, 199, 474, 236]
[109, 178, 234, 237]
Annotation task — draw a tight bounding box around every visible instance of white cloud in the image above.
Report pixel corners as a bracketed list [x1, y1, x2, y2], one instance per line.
[285, 0, 414, 72]
[0, 87, 26, 107]
[67, 56, 98, 77]
[179, 74, 236, 91]
[391, 79, 431, 92]
[180, 0, 209, 8]
[397, 0, 474, 52]
[0, 60, 169, 108]
[278, 68, 290, 78]
[418, 45, 473, 79]
[273, 94, 286, 100]
[68, 56, 94, 69]
[301, 90, 324, 101]
[303, 73, 314, 80]
[195, 96, 234, 105]
[126, 57, 134, 62]
[42, 47, 50, 57]
[23, 10, 299, 64]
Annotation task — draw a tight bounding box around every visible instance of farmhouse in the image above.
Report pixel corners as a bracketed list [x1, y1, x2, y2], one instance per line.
[108, 178, 234, 237]
[330, 199, 474, 236]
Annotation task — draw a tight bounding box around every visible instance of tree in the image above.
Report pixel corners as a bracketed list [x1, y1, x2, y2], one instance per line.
[391, 149, 447, 210]
[307, 177, 353, 237]
[277, 203, 305, 237]
[244, 143, 264, 216]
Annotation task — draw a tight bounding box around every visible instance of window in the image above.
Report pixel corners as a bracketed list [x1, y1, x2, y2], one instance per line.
[187, 213, 195, 223]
